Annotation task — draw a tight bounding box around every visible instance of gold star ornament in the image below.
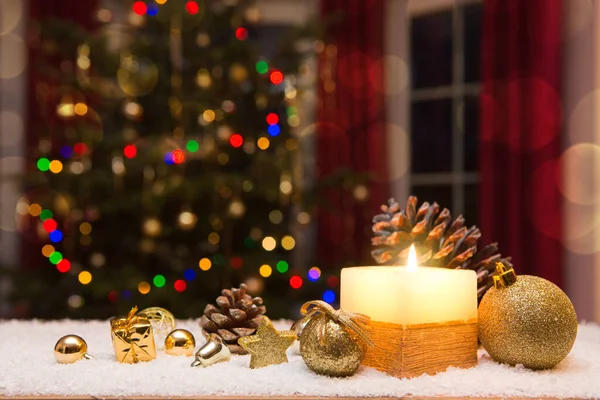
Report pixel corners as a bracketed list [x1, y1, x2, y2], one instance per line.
[238, 316, 297, 368]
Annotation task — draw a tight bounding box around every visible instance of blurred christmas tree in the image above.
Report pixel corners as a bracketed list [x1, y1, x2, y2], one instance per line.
[9, 0, 331, 319]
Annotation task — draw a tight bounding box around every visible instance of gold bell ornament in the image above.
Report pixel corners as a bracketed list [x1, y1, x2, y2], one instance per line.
[54, 335, 94, 364]
[165, 329, 196, 356]
[191, 333, 232, 367]
[299, 300, 373, 377]
[479, 262, 578, 370]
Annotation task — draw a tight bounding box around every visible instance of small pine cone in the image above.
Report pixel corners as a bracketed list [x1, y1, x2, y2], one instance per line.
[199, 284, 266, 354]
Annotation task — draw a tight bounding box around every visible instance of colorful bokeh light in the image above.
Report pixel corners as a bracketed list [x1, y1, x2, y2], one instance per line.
[132, 1, 147, 15]
[184, 268, 197, 280]
[73, 142, 88, 155]
[185, 1, 199, 14]
[78, 270, 92, 285]
[40, 209, 53, 221]
[186, 139, 199, 152]
[164, 152, 174, 165]
[276, 260, 289, 273]
[57, 259, 71, 273]
[307, 267, 321, 282]
[49, 230, 63, 243]
[229, 134, 243, 148]
[270, 70, 283, 85]
[174, 279, 187, 292]
[290, 275, 303, 289]
[259, 264, 272, 277]
[235, 27, 248, 40]
[60, 146, 73, 158]
[49, 160, 63, 173]
[267, 124, 280, 136]
[43, 219, 58, 233]
[266, 113, 279, 125]
[327, 276, 340, 288]
[37, 158, 50, 172]
[138, 281, 151, 294]
[231, 256, 243, 269]
[199, 257, 212, 271]
[124, 145, 137, 159]
[49, 251, 63, 265]
[323, 290, 336, 303]
[153, 274, 166, 287]
[172, 149, 185, 164]
[256, 61, 269, 74]
[146, 2, 159, 16]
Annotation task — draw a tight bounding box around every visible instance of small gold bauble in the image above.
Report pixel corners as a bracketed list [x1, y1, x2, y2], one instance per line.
[300, 316, 366, 377]
[54, 335, 94, 364]
[165, 329, 196, 356]
[139, 307, 176, 349]
[479, 264, 578, 370]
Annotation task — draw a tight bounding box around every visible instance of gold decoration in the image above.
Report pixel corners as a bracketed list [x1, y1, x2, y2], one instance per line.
[139, 306, 176, 348]
[54, 335, 94, 364]
[299, 300, 373, 377]
[165, 329, 196, 356]
[110, 306, 157, 363]
[237, 316, 296, 369]
[191, 333, 232, 367]
[479, 262, 578, 370]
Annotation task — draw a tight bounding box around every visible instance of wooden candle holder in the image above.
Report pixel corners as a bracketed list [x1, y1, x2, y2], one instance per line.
[363, 318, 478, 378]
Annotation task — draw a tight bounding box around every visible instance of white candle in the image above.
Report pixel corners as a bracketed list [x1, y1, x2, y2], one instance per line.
[340, 245, 477, 326]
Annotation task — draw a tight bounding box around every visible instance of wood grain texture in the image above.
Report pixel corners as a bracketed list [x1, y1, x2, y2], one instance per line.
[363, 319, 478, 378]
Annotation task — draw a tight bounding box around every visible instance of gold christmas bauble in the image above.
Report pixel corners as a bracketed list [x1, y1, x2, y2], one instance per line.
[300, 313, 366, 377]
[479, 263, 578, 370]
[54, 335, 94, 364]
[165, 329, 196, 356]
[139, 307, 176, 349]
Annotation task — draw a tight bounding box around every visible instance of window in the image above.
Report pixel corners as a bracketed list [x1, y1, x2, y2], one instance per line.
[409, 0, 482, 224]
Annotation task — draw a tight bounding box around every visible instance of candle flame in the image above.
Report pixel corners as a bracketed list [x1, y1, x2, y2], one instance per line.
[406, 244, 418, 271]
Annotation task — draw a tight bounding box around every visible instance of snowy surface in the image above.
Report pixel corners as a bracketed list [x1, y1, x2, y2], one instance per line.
[0, 319, 599, 398]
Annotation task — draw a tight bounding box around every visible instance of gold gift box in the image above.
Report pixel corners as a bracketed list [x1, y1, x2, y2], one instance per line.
[110, 306, 156, 363]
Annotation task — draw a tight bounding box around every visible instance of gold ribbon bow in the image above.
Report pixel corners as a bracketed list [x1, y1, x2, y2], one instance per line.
[300, 300, 374, 346]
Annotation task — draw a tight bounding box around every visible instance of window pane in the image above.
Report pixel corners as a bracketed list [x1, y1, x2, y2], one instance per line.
[464, 3, 483, 83]
[464, 184, 479, 226]
[411, 185, 453, 211]
[411, 99, 452, 173]
[411, 11, 452, 89]
[463, 96, 478, 171]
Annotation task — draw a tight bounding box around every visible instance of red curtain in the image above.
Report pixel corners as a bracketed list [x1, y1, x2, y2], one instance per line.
[316, 0, 389, 267]
[480, 0, 563, 284]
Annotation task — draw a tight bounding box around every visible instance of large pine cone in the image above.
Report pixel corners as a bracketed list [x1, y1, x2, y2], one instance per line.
[199, 284, 266, 354]
[372, 196, 512, 299]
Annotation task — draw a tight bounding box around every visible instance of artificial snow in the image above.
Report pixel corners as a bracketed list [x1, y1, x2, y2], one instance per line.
[0, 319, 599, 398]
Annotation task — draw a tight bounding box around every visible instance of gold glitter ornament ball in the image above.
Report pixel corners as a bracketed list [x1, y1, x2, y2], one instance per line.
[478, 263, 578, 370]
[139, 307, 176, 349]
[300, 315, 366, 377]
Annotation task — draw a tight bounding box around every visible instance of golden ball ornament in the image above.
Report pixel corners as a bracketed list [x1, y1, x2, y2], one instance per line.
[54, 335, 94, 364]
[139, 306, 176, 349]
[165, 329, 196, 356]
[299, 301, 370, 377]
[478, 263, 578, 370]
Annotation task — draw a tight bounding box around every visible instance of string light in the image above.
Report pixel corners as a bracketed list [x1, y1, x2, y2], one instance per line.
[231, 257, 243, 269]
[270, 70, 283, 85]
[37, 158, 50, 172]
[308, 266, 321, 282]
[138, 281, 151, 294]
[40, 209, 53, 221]
[60, 146, 73, 158]
[57, 259, 71, 273]
[79, 222, 92, 235]
[229, 134, 243, 148]
[74, 103, 88, 116]
[73, 142, 88, 155]
[78, 270, 92, 285]
[49, 160, 63, 174]
[259, 264, 272, 277]
[186, 139, 199, 152]
[327, 276, 339, 287]
[156, 0, 167, 4]
[281, 235, 295, 250]
[43, 219, 58, 233]
[290, 275, 303, 289]
[153, 274, 166, 287]
[29, 204, 42, 217]
[164, 152, 174, 165]
[199, 258, 212, 271]
[174, 279, 186, 292]
[266, 113, 279, 125]
[323, 290, 336, 303]
[256, 61, 268, 74]
[49, 230, 63, 243]
[146, 2, 159, 16]
[257, 137, 270, 150]
[172, 149, 185, 164]
[132, 1, 147, 15]
[262, 236, 276, 251]
[121, 290, 132, 299]
[235, 27, 248, 40]
[124, 145, 137, 159]
[185, 1, 199, 14]
[108, 291, 118, 303]
[49, 251, 63, 265]
[42, 244, 55, 257]
[267, 124, 280, 136]
[276, 260, 289, 273]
